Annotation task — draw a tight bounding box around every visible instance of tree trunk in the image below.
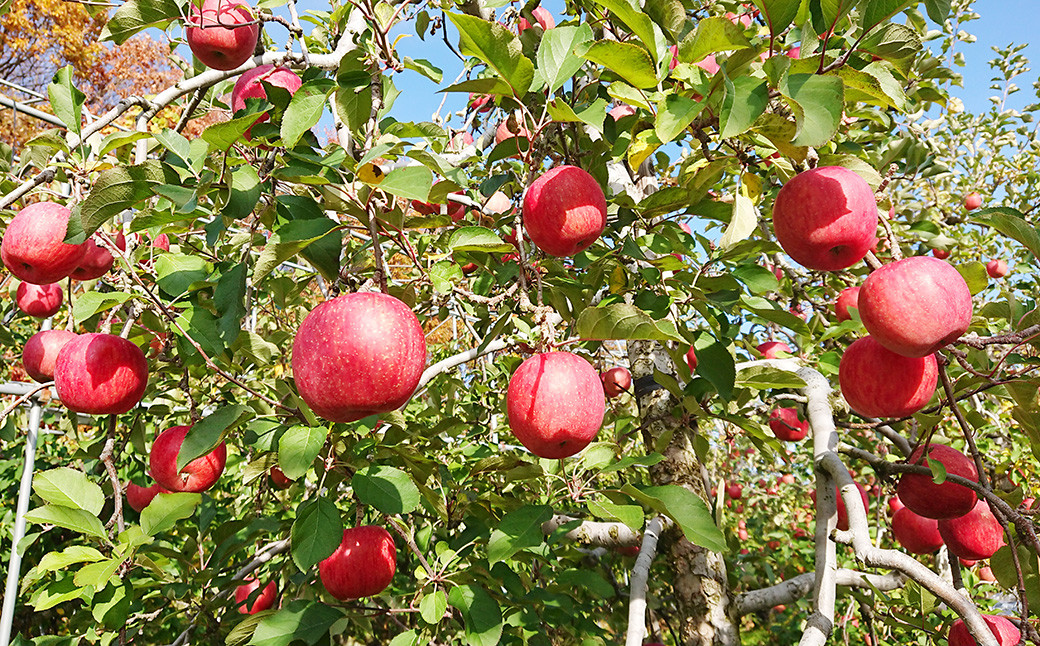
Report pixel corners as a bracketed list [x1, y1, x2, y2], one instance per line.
[628, 340, 739, 646]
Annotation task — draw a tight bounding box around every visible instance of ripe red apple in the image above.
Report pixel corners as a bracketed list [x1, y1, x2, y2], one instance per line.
[685, 346, 698, 372]
[16, 282, 63, 318]
[768, 407, 809, 442]
[149, 425, 228, 493]
[812, 482, 868, 531]
[518, 6, 555, 31]
[938, 500, 1005, 560]
[1, 202, 86, 285]
[771, 166, 879, 271]
[495, 118, 531, 156]
[857, 256, 972, 357]
[609, 104, 636, 121]
[960, 558, 977, 567]
[786, 46, 801, 59]
[234, 577, 278, 614]
[780, 473, 796, 485]
[757, 341, 792, 359]
[125, 481, 169, 512]
[695, 54, 720, 74]
[838, 336, 937, 418]
[979, 566, 997, 582]
[616, 545, 640, 557]
[986, 258, 1008, 278]
[152, 234, 171, 252]
[319, 526, 397, 600]
[70, 238, 114, 281]
[834, 286, 861, 322]
[891, 507, 944, 554]
[727, 483, 743, 500]
[467, 93, 492, 113]
[888, 495, 904, 516]
[897, 444, 978, 520]
[932, 248, 951, 259]
[53, 334, 148, 414]
[230, 65, 303, 137]
[22, 329, 77, 382]
[292, 292, 427, 423]
[506, 352, 605, 459]
[947, 614, 1020, 646]
[522, 165, 607, 257]
[186, 0, 260, 71]
[963, 192, 983, 211]
[600, 367, 632, 398]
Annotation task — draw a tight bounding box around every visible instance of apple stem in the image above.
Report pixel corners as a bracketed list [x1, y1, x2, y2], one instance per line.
[862, 251, 883, 270]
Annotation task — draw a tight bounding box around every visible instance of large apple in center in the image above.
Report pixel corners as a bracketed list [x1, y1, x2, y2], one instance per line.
[292, 292, 427, 423]
[53, 334, 149, 414]
[16, 282, 63, 318]
[896, 444, 978, 519]
[771, 166, 879, 271]
[857, 256, 972, 357]
[522, 165, 607, 257]
[1, 202, 86, 284]
[230, 65, 303, 137]
[149, 425, 228, 493]
[506, 351, 605, 459]
[186, 0, 260, 71]
[22, 329, 77, 382]
[938, 499, 1005, 560]
[838, 336, 937, 418]
[319, 526, 397, 600]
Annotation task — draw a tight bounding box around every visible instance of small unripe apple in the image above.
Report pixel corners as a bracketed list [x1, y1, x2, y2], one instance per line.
[150, 425, 228, 493]
[507, 352, 605, 459]
[54, 334, 148, 414]
[947, 614, 1020, 646]
[963, 192, 983, 211]
[522, 165, 607, 257]
[1, 202, 86, 285]
[857, 256, 972, 358]
[186, 0, 260, 71]
[16, 282, 63, 318]
[319, 526, 397, 600]
[891, 507, 944, 554]
[125, 481, 169, 512]
[600, 367, 632, 398]
[230, 65, 303, 138]
[986, 258, 1008, 278]
[896, 444, 978, 520]
[22, 329, 77, 382]
[757, 341, 792, 359]
[938, 499, 1005, 560]
[838, 336, 937, 418]
[834, 286, 861, 322]
[771, 166, 879, 271]
[768, 407, 808, 442]
[234, 577, 278, 614]
[70, 238, 114, 281]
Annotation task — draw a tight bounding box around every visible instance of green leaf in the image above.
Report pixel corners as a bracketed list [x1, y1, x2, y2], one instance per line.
[778, 74, 844, 147]
[72, 290, 132, 321]
[813, 0, 857, 34]
[923, 0, 952, 23]
[140, 492, 201, 535]
[70, 159, 172, 242]
[177, 405, 247, 470]
[33, 468, 104, 515]
[654, 94, 704, 144]
[736, 365, 807, 389]
[25, 505, 106, 539]
[447, 585, 503, 646]
[278, 425, 329, 480]
[225, 163, 262, 219]
[695, 337, 736, 400]
[955, 261, 989, 296]
[253, 218, 340, 283]
[29, 546, 106, 582]
[858, 0, 916, 34]
[290, 498, 343, 572]
[155, 252, 212, 297]
[447, 13, 534, 97]
[419, 590, 448, 625]
[100, 0, 180, 44]
[720, 76, 769, 138]
[47, 67, 85, 136]
[447, 227, 514, 253]
[718, 194, 758, 250]
[677, 16, 753, 65]
[351, 466, 421, 515]
[201, 112, 262, 151]
[154, 128, 190, 162]
[587, 500, 644, 531]
[623, 484, 727, 552]
[972, 208, 1040, 264]
[750, 0, 801, 38]
[402, 57, 443, 83]
[645, 0, 685, 40]
[373, 165, 433, 202]
[537, 25, 593, 93]
[281, 79, 335, 147]
[576, 303, 684, 342]
[389, 630, 420, 646]
[582, 41, 658, 89]
[487, 505, 552, 564]
[591, 0, 661, 62]
[249, 600, 343, 646]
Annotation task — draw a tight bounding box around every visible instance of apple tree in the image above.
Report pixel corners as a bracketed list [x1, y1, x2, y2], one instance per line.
[0, 0, 1037, 645]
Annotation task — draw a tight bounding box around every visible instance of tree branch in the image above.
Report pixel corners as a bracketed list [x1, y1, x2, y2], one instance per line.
[625, 516, 665, 646]
[735, 570, 905, 617]
[541, 514, 653, 547]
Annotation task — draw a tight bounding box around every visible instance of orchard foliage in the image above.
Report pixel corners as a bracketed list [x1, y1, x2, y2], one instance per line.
[0, 0, 1038, 645]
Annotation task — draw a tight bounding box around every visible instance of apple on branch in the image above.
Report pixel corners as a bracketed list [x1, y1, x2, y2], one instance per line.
[896, 444, 978, 520]
[838, 336, 937, 418]
[600, 367, 632, 398]
[22, 329, 77, 382]
[186, 0, 260, 71]
[16, 282, 63, 318]
[150, 425, 228, 493]
[963, 192, 983, 211]
[234, 577, 278, 614]
[70, 237, 115, 281]
[230, 65, 303, 138]
[319, 526, 397, 600]
[1, 202, 86, 285]
[937, 499, 1005, 560]
[518, 6, 555, 32]
[891, 507, 944, 554]
[768, 407, 808, 442]
[986, 258, 1008, 278]
[947, 614, 1020, 646]
[125, 481, 170, 512]
[522, 165, 607, 257]
[833, 285, 861, 322]
[757, 341, 792, 359]
[53, 334, 149, 415]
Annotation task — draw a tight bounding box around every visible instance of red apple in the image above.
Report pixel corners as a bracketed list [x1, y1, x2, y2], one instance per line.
[319, 526, 397, 600]
[149, 424, 228, 493]
[963, 192, 983, 211]
[16, 282, 63, 318]
[269, 466, 292, 489]
[768, 407, 809, 442]
[186, 0, 259, 71]
[979, 566, 997, 582]
[522, 165, 607, 257]
[1, 202, 86, 284]
[932, 248, 951, 259]
[891, 507, 944, 554]
[896, 444, 978, 520]
[230, 65, 303, 137]
[857, 256, 972, 357]
[234, 577, 278, 614]
[518, 6, 555, 31]
[506, 352, 605, 459]
[887, 495, 904, 516]
[449, 131, 475, 151]
[947, 614, 1020, 646]
[786, 46, 801, 59]
[771, 166, 879, 271]
[600, 367, 632, 398]
[986, 258, 1008, 278]
[70, 238, 115, 281]
[609, 104, 636, 121]
[838, 336, 937, 418]
[22, 329, 77, 382]
[686, 346, 698, 372]
[780, 473, 796, 485]
[292, 292, 427, 423]
[125, 481, 169, 512]
[53, 334, 148, 414]
[960, 558, 977, 567]
[938, 499, 1005, 560]
[467, 93, 492, 113]
[152, 234, 171, 252]
[695, 54, 720, 74]
[617, 545, 640, 557]
[495, 118, 531, 157]
[834, 286, 861, 322]
[757, 341, 792, 359]
[483, 191, 513, 215]
[837, 482, 869, 531]
[727, 483, 743, 500]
